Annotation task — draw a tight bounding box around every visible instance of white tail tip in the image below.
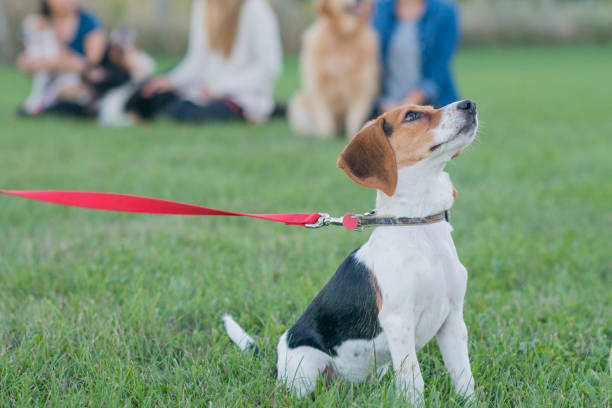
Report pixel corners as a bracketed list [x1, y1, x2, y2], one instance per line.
[223, 314, 256, 352]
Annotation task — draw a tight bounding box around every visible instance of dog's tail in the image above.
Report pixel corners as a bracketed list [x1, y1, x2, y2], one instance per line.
[222, 314, 259, 356]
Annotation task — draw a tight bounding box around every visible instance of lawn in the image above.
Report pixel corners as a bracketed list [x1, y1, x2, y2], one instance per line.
[0, 46, 611, 407]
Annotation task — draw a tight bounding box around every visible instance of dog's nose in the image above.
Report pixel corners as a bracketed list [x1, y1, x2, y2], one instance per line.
[457, 100, 476, 114]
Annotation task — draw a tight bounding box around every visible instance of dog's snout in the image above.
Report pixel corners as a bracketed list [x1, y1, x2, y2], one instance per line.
[457, 100, 476, 114]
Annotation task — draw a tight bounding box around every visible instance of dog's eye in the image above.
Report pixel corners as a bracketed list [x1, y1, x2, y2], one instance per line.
[404, 111, 423, 122]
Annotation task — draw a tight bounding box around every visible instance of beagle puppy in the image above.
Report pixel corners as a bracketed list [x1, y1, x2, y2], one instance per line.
[225, 100, 478, 403]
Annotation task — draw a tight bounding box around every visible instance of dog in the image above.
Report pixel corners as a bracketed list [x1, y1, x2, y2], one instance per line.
[224, 100, 479, 403]
[95, 28, 155, 126]
[20, 14, 86, 115]
[288, 0, 379, 139]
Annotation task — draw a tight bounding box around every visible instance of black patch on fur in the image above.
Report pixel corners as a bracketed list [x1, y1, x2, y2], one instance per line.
[245, 342, 260, 357]
[286, 249, 382, 356]
[382, 118, 394, 138]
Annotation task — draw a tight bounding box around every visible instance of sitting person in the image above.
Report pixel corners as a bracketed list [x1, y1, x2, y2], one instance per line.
[127, 0, 282, 124]
[17, 0, 106, 116]
[373, 0, 460, 111]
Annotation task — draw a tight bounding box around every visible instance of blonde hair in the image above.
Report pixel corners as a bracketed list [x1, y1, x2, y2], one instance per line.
[206, 0, 245, 59]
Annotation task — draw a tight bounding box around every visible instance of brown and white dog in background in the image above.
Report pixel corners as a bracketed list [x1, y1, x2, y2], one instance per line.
[225, 100, 479, 403]
[289, 0, 379, 139]
[95, 28, 155, 126]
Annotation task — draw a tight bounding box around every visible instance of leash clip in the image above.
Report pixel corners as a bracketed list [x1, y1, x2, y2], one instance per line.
[350, 210, 375, 232]
[305, 213, 345, 229]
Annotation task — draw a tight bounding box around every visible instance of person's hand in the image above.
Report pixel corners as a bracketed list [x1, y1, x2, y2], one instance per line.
[85, 67, 106, 83]
[141, 76, 174, 97]
[200, 84, 213, 100]
[17, 54, 54, 74]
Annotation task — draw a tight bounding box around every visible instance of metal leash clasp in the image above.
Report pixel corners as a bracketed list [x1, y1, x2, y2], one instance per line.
[305, 213, 345, 229]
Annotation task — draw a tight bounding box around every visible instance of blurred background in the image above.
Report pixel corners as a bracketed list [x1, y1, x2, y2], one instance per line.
[2, 0, 612, 59]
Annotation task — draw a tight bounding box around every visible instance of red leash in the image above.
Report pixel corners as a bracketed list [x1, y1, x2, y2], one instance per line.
[0, 190, 359, 230]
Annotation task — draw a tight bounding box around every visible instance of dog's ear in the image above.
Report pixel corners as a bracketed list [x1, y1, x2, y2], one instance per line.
[337, 119, 398, 196]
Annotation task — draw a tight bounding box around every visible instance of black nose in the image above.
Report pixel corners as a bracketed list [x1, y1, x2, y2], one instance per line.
[457, 100, 476, 114]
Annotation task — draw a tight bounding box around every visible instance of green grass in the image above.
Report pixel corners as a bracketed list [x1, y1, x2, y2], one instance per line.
[1, 46, 611, 407]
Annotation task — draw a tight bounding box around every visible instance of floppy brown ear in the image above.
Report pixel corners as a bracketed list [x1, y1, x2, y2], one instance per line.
[337, 119, 398, 196]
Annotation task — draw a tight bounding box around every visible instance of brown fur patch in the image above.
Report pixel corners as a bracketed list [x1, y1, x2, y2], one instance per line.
[337, 120, 398, 196]
[369, 270, 383, 311]
[337, 104, 445, 195]
[322, 364, 336, 388]
[383, 105, 443, 168]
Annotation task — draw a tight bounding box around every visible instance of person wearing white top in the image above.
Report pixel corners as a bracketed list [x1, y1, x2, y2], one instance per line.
[126, 0, 282, 124]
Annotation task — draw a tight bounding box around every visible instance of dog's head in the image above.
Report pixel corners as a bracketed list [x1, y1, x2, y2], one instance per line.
[315, 0, 371, 34]
[108, 27, 137, 72]
[337, 100, 478, 196]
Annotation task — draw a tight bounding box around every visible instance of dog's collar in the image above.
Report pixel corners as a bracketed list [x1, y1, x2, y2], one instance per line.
[307, 209, 450, 230]
[358, 209, 450, 228]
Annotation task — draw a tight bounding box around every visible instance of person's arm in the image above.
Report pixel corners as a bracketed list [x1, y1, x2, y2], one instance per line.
[415, 5, 459, 105]
[168, 0, 206, 88]
[212, 2, 282, 96]
[54, 29, 106, 74]
[83, 29, 106, 66]
[142, 0, 205, 96]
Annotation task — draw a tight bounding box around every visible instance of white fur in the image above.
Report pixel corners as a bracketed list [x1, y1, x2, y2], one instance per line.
[97, 50, 155, 126]
[225, 102, 478, 402]
[275, 102, 478, 403]
[276, 331, 332, 398]
[223, 314, 256, 352]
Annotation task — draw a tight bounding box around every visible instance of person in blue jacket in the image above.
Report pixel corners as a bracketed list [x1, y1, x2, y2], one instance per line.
[373, 0, 460, 111]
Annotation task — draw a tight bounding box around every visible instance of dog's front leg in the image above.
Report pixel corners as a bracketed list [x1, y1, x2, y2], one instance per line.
[310, 96, 336, 139]
[436, 310, 475, 399]
[380, 315, 424, 405]
[345, 99, 373, 139]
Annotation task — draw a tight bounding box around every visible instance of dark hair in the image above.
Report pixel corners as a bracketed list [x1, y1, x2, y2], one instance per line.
[40, 0, 51, 17]
[40, 0, 81, 18]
